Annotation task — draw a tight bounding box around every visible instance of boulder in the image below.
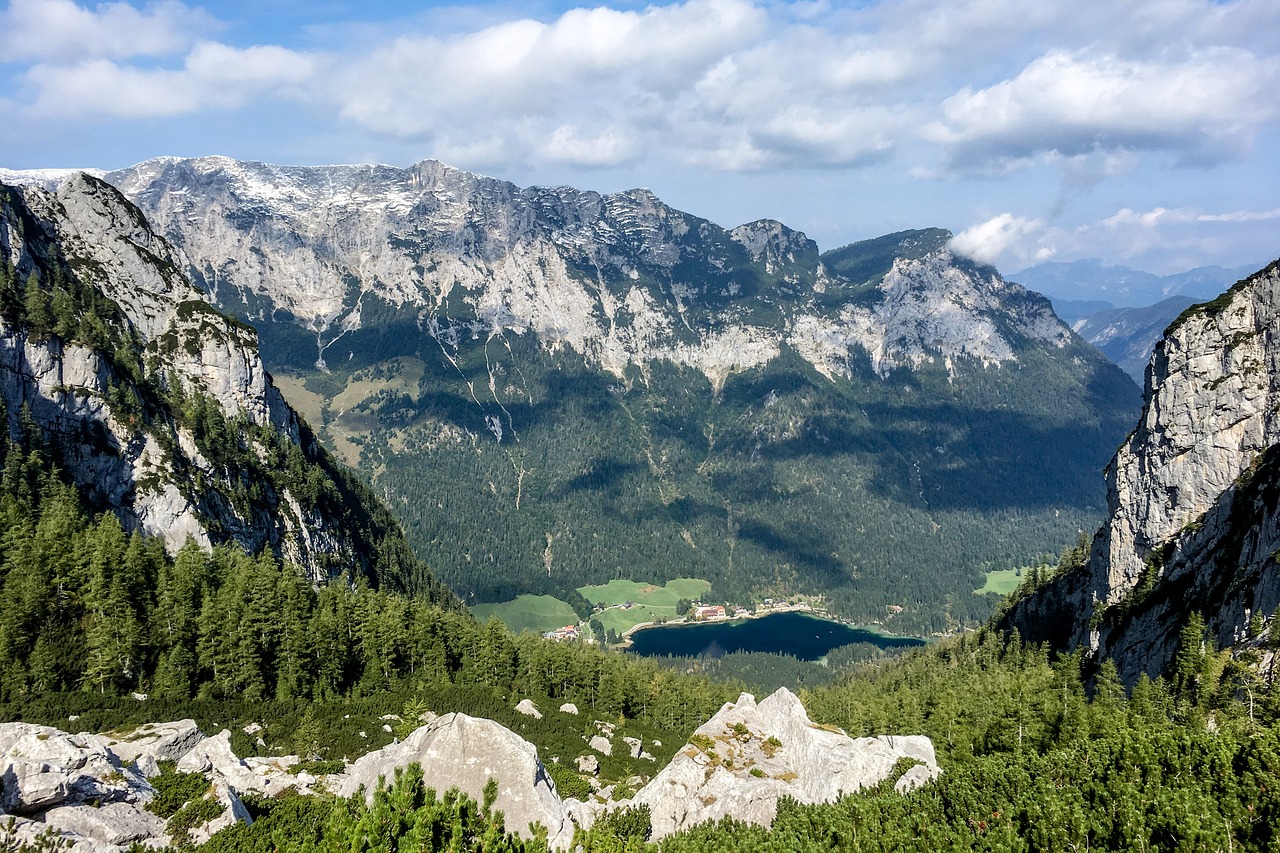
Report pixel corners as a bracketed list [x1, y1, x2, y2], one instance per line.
[0, 723, 151, 815]
[575, 754, 599, 775]
[176, 730, 261, 794]
[336, 712, 574, 849]
[515, 699, 542, 719]
[559, 703, 579, 716]
[43, 801, 167, 846]
[588, 735, 612, 756]
[629, 688, 940, 839]
[94, 719, 205, 767]
[186, 780, 254, 846]
[135, 753, 161, 779]
[622, 737, 643, 759]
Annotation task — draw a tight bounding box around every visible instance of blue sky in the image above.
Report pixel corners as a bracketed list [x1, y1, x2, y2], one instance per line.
[1, 0, 1278, 276]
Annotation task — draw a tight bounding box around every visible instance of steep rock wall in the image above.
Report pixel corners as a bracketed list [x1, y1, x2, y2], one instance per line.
[1007, 260, 1280, 682]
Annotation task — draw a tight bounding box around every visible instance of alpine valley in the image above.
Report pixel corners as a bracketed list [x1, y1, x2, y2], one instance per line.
[4, 161, 1280, 852]
[94, 156, 1139, 632]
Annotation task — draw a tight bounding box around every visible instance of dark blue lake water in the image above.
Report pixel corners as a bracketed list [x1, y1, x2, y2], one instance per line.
[626, 610, 925, 661]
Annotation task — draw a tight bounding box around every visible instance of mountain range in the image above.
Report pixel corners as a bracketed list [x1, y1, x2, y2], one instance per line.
[43, 155, 1142, 633]
[1014, 258, 1255, 309]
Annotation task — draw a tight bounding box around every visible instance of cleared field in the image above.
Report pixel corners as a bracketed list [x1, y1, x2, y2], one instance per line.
[271, 373, 326, 430]
[578, 578, 711, 608]
[595, 605, 672, 637]
[577, 578, 713, 637]
[470, 595, 579, 635]
[332, 357, 425, 412]
[975, 569, 1023, 596]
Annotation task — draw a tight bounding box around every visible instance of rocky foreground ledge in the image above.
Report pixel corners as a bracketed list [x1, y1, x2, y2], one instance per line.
[0, 688, 937, 850]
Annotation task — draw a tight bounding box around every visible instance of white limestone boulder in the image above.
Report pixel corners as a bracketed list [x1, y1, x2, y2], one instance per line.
[336, 712, 574, 849]
[43, 801, 168, 847]
[93, 719, 205, 768]
[0, 723, 151, 815]
[629, 688, 940, 840]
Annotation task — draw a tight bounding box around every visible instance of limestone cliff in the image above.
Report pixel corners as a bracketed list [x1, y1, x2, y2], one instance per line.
[106, 157, 1076, 386]
[0, 175, 446, 595]
[1005, 259, 1280, 683]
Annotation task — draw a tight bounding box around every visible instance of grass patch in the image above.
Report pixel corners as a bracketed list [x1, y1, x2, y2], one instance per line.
[596, 605, 674, 636]
[975, 569, 1023, 596]
[470, 595, 579, 635]
[578, 578, 711, 608]
[578, 578, 713, 636]
[271, 373, 326, 431]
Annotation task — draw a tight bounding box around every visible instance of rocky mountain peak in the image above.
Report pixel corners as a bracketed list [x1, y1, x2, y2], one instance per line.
[0, 175, 443, 590]
[1005, 258, 1280, 683]
[105, 157, 1085, 388]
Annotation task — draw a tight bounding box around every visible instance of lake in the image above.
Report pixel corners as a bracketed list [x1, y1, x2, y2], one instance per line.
[625, 610, 926, 661]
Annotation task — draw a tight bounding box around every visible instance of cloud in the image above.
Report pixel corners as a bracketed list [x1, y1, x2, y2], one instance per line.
[957, 204, 1280, 275]
[0, 0, 218, 62]
[332, 0, 768, 158]
[1197, 208, 1280, 223]
[950, 214, 1049, 266]
[4, 0, 1278, 203]
[536, 125, 642, 168]
[927, 47, 1280, 172]
[26, 44, 317, 118]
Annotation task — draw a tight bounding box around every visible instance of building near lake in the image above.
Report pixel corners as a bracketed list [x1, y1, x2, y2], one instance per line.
[542, 625, 579, 641]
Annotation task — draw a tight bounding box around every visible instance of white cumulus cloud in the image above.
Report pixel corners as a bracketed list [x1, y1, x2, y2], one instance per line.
[927, 47, 1280, 171]
[26, 44, 318, 118]
[950, 214, 1049, 267]
[0, 0, 217, 62]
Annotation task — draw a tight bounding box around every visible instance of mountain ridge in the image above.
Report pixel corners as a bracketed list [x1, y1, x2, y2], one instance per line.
[1004, 258, 1280, 683]
[70, 156, 1140, 631]
[0, 173, 449, 598]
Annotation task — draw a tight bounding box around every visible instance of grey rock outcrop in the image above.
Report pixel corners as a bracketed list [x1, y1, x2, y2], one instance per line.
[0, 175, 444, 591]
[515, 699, 542, 719]
[176, 730, 263, 794]
[336, 711, 574, 849]
[0, 721, 257, 851]
[106, 158, 1079, 389]
[1005, 260, 1280, 683]
[0, 723, 150, 815]
[629, 688, 939, 840]
[42, 802, 167, 848]
[92, 719, 204, 768]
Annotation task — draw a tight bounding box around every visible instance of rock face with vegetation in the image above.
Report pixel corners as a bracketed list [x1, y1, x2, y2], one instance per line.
[337, 711, 575, 849]
[628, 687, 938, 840]
[96, 158, 1137, 632]
[0, 720, 249, 850]
[1006, 260, 1280, 683]
[0, 175, 444, 593]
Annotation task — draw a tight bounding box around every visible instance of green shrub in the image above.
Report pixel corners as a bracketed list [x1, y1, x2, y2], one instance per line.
[146, 762, 209, 818]
[545, 761, 592, 800]
[167, 795, 223, 843]
[292, 759, 345, 776]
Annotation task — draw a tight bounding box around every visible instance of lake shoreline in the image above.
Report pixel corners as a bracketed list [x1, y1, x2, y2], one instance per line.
[617, 607, 926, 659]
